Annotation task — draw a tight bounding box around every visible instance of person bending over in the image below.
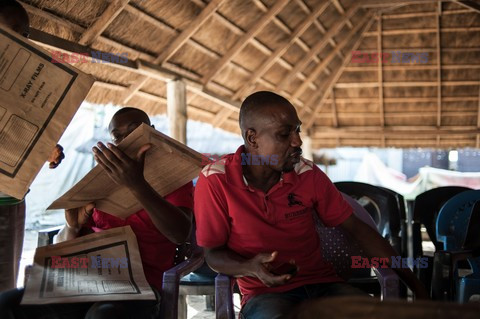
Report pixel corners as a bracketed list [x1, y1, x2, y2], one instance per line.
[0, 107, 193, 319]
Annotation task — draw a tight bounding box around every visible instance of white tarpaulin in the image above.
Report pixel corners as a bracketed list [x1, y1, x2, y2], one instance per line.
[354, 152, 480, 199]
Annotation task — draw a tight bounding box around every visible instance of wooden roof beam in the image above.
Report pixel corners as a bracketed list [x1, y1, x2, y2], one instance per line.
[291, 13, 371, 100]
[331, 88, 338, 128]
[332, 0, 353, 28]
[154, 0, 225, 64]
[121, 76, 150, 104]
[334, 81, 479, 88]
[452, 0, 480, 13]
[312, 129, 480, 138]
[362, 0, 443, 8]
[314, 111, 477, 118]
[436, 2, 442, 127]
[294, 0, 345, 61]
[232, 0, 330, 101]
[78, 0, 130, 46]
[378, 14, 385, 127]
[29, 28, 241, 114]
[477, 83, 480, 128]
[322, 96, 479, 103]
[382, 8, 471, 19]
[364, 26, 480, 36]
[202, 0, 289, 86]
[303, 16, 375, 130]
[345, 65, 480, 71]
[276, 3, 360, 91]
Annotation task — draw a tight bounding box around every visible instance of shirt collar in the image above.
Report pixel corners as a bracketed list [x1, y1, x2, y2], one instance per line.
[226, 145, 300, 189]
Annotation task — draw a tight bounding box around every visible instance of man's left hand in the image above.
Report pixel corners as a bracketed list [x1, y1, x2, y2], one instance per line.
[92, 142, 152, 187]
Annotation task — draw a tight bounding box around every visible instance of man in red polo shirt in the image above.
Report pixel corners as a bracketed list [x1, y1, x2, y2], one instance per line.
[194, 91, 428, 318]
[0, 107, 193, 319]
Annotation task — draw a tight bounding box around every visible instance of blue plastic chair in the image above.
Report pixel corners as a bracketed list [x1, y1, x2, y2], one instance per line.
[432, 189, 480, 302]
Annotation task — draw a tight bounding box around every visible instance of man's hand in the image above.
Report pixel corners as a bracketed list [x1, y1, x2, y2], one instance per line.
[92, 142, 152, 188]
[65, 203, 95, 231]
[48, 144, 65, 169]
[247, 251, 297, 287]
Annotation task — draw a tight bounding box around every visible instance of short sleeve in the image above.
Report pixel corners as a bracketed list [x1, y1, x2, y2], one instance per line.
[194, 172, 230, 248]
[313, 168, 353, 227]
[164, 181, 194, 209]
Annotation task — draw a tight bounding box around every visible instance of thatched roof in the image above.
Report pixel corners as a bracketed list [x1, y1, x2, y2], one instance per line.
[20, 0, 480, 148]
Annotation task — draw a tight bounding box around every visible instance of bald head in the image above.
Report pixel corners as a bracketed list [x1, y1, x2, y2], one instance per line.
[0, 0, 30, 37]
[109, 107, 151, 145]
[239, 91, 296, 140]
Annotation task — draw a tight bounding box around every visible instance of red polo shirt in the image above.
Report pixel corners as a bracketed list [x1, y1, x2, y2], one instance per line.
[194, 146, 352, 304]
[85, 181, 193, 291]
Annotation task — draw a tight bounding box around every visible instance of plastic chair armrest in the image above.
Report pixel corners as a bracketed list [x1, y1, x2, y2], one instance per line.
[215, 273, 236, 319]
[373, 266, 400, 299]
[160, 248, 204, 319]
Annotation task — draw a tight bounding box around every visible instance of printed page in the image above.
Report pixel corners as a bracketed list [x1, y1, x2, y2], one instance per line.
[48, 124, 206, 218]
[21, 226, 155, 304]
[0, 25, 94, 199]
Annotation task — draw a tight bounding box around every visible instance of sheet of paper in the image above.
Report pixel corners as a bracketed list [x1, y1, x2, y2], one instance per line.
[21, 226, 155, 304]
[0, 25, 94, 199]
[48, 123, 205, 218]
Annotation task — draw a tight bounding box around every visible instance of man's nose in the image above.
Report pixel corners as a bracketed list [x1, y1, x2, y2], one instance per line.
[291, 132, 302, 147]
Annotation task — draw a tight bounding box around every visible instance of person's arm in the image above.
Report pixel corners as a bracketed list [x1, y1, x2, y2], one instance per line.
[53, 203, 95, 243]
[92, 142, 192, 244]
[339, 214, 429, 299]
[205, 246, 295, 287]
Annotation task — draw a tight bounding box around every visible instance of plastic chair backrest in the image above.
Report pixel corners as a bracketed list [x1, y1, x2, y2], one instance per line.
[464, 201, 480, 251]
[436, 190, 480, 251]
[334, 182, 402, 254]
[316, 192, 380, 280]
[413, 186, 471, 251]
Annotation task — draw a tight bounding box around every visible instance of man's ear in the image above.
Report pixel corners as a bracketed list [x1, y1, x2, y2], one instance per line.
[245, 129, 258, 149]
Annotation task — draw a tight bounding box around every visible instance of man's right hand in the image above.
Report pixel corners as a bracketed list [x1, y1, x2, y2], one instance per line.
[65, 203, 95, 231]
[248, 251, 297, 287]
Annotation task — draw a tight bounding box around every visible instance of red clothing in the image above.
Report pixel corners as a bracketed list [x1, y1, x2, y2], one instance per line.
[194, 146, 352, 304]
[86, 182, 193, 290]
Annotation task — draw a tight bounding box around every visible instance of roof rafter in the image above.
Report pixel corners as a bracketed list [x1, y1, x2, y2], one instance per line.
[291, 11, 371, 100]
[295, 0, 345, 61]
[28, 28, 241, 114]
[233, 0, 330, 100]
[302, 13, 375, 130]
[201, 0, 290, 85]
[436, 2, 442, 127]
[276, 3, 360, 91]
[378, 14, 385, 127]
[452, 0, 480, 13]
[154, 0, 226, 64]
[79, 0, 130, 46]
[332, 0, 353, 28]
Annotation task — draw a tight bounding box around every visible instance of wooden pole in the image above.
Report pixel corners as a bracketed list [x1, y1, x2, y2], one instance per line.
[167, 79, 187, 144]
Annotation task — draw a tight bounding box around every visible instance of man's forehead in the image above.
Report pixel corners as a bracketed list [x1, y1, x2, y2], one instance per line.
[262, 104, 300, 126]
[109, 112, 145, 130]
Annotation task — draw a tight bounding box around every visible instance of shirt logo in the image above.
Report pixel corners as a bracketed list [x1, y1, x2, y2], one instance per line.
[287, 193, 303, 207]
